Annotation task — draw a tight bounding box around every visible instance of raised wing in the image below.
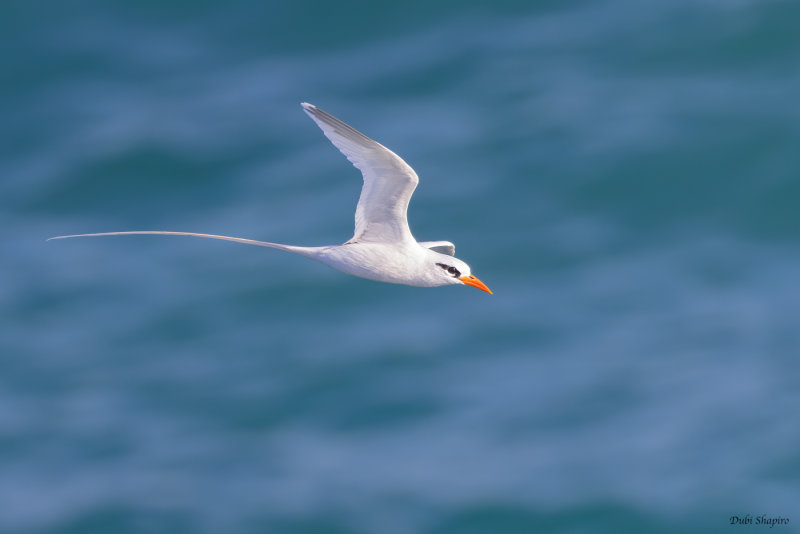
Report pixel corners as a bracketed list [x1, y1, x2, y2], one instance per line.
[419, 240, 455, 256]
[302, 103, 419, 244]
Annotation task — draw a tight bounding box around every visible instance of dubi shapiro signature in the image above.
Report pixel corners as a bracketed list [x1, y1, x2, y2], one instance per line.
[730, 515, 790, 528]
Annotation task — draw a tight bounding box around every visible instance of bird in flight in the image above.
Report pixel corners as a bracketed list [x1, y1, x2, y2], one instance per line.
[50, 103, 492, 294]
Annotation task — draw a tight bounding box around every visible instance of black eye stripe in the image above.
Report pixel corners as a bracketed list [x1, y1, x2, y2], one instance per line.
[436, 263, 461, 278]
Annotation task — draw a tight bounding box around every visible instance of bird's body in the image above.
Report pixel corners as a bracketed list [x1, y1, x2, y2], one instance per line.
[50, 103, 491, 294]
[315, 241, 461, 287]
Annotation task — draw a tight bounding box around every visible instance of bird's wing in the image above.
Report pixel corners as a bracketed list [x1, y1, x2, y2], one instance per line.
[302, 103, 419, 245]
[419, 240, 455, 256]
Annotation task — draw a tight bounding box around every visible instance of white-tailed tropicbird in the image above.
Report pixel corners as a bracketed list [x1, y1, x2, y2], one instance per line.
[49, 103, 492, 294]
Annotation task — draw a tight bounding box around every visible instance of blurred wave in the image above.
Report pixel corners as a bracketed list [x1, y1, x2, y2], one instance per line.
[3, 1, 800, 533]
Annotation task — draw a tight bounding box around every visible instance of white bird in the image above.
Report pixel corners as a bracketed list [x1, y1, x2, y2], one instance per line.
[49, 103, 492, 294]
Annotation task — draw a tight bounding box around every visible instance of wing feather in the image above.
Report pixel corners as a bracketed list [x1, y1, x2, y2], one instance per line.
[301, 103, 419, 244]
[419, 241, 455, 256]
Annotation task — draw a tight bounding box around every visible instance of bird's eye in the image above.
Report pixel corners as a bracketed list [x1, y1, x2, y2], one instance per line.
[436, 263, 461, 278]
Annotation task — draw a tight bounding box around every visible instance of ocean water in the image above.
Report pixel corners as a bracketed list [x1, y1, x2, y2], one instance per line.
[3, 1, 800, 532]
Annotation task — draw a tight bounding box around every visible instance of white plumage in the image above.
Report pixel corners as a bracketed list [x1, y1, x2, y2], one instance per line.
[49, 103, 491, 294]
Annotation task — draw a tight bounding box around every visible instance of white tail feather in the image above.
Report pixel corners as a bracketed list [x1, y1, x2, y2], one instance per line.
[47, 231, 316, 255]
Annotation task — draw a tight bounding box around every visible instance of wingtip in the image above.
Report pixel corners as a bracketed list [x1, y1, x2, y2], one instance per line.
[301, 102, 315, 111]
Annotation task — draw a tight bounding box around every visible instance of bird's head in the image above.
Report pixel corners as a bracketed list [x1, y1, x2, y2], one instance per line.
[432, 256, 492, 294]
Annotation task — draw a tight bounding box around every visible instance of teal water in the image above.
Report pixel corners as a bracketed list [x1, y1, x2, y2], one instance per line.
[4, 1, 800, 533]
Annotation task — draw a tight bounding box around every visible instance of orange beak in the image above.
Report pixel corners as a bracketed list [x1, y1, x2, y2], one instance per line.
[459, 274, 492, 294]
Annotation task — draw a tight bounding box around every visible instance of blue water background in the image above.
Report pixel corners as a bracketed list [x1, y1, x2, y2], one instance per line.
[3, 1, 800, 532]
